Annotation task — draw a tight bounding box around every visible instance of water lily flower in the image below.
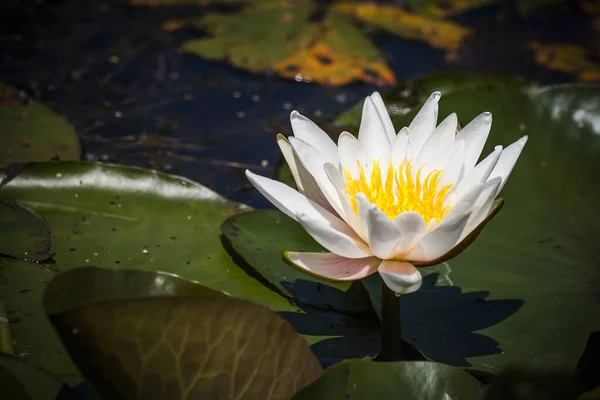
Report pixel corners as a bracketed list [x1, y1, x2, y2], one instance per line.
[246, 92, 527, 294]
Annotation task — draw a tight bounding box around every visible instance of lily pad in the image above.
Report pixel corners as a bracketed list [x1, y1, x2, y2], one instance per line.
[0, 352, 76, 400]
[0, 162, 380, 382]
[292, 360, 483, 400]
[0, 82, 81, 167]
[221, 209, 372, 313]
[341, 73, 600, 372]
[44, 267, 323, 400]
[0, 259, 80, 384]
[0, 200, 51, 261]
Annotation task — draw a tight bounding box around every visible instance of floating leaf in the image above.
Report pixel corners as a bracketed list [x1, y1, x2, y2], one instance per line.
[350, 74, 600, 372]
[332, 2, 473, 50]
[0, 82, 80, 167]
[221, 209, 372, 312]
[292, 360, 483, 399]
[0, 200, 50, 261]
[0, 259, 80, 384]
[0, 353, 76, 400]
[529, 41, 600, 82]
[45, 267, 323, 400]
[0, 162, 380, 382]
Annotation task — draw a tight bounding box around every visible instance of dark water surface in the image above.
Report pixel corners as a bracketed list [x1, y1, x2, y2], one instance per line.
[0, 0, 593, 208]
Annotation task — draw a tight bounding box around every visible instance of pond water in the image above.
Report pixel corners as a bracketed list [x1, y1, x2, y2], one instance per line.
[0, 0, 596, 209]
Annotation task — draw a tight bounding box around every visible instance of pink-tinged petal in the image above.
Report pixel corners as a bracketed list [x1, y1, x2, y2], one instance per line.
[462, 177, 502, 238]
[488, 135, 528, 196]
[378, 261, 422, 294]
[391, 127, 409, 170]
[414, 113, 458, 172]
[246, 170, 341, 226]
[284, 252, 380, 281]
[290, 111, 339, 165]
[370, 91, 396, 144]
[358, 97, 392, 164]
[297, 213, 372, 259]
[289, 137, 344, 217]
[277, 134, 333, 213]
[392, 211, 427, 257]
[452, 145, 502, 200]
[455, 111, 492, 172]
[338, 131, 362, 179]
[438, 140, 466, 188]
[366, 204, 402, 259]
[407, 212, 471, 262]
[408, 92, 440, 159]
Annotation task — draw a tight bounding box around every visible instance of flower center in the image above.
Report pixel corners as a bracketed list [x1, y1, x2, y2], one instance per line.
[344, 159, 453, 223]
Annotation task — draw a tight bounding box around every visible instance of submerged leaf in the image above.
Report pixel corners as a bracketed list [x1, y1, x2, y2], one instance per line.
[529, 41, 600, 82]
[332, 2, 473, 50]
[45, 267, 323, 400]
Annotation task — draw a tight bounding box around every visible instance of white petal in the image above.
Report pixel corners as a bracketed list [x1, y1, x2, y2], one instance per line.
[369, 91, 396, 144]
[391, 127, 409, 170]
[246, 170, 339, 225]
[462, 177, 502, 238]
[355, 193, 372, 241]
[443, 183, 484, 221]
[297, 213, 372, 258]
[284, 252, 380, 281]
[324, 163, 367, 242]
[276, 134, 303, 190]
[414, 113, 457, 171]
[338, 131, 362, 179]
[455, 111, 492, 172]
[407, 212, 471, 262]
[438, 140, 465, 188]
[392, 211, 427, 257]
[488, 135, 528, 196]
[452, 145, 502, 199]
[290, 111, 339, 165]
[289, 137, 344, 217]
[378, 261, 422, 294]
[277, 134, 333, 213]
[366, 205, 402, 259]
[358, 97, 392, 164]
[408, 92, 440, 159]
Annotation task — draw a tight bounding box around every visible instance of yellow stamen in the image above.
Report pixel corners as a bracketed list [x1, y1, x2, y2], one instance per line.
[344, 159, 453, 223]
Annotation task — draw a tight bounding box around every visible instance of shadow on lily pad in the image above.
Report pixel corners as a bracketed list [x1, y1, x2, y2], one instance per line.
[402, 273, 525, 366]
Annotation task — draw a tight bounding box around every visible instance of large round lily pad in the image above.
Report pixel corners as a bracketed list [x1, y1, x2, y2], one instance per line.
[333, 73, 600, 372]
[292, 360, 483, 400]
[221, 209, 372, 313]
[0, 162, 379, 383]
[0, 82, 80, 167]
[0, 200, 50, 261]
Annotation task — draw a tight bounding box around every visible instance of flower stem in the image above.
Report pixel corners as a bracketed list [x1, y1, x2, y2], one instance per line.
[379, 280, 403, 361]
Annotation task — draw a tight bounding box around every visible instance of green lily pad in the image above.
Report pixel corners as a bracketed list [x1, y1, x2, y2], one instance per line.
[0, 352, 76, 400]
[0, 82, 80, 167]
[347, 74, 600, 372]
[44, 267, 323, 400]
[0, 200, 50, 261]
[0, 162, 380, 382]
[0, 259, 80, 383]
[221, 209, 372, 313]
[292, 360, 483, 399]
